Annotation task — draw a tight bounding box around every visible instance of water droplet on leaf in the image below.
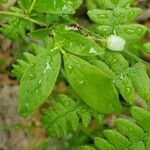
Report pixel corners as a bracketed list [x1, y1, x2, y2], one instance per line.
[89, 47, 97, 54]
[67, 64, 73, 74]
[29, 73, 36, 80]
[111, 58, 118, 64]
[124, 86, 132, 96]
[76, 75, 84, 88]
[98, 14, 108, 19]
[43, 61, 51, 74]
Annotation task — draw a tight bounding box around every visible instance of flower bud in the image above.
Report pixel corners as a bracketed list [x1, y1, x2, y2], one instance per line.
[107, 35, 125, 51]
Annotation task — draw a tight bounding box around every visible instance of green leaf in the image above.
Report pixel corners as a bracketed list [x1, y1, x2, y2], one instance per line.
[89, 59, 115, 79]
[97, 25, 113, 37]
[88, 7, 141, 25]
[94, 137, 116, 150]
[86, 0, 97, 10]
[115, 118, 145, 142]
[88, 9, 113, 25]
[103, 130, 130, 149]
[115, 24, 147, 39]
[12, 64, 24, 79]
[113, 7, 142, 25]
[131, 106, 150, 132]
[113, 74, 135, 105]
[19, 48, 61, 117]
[143, 43, 150, 53]
[42, 94, 93, 137]
[104, 51, 129, 75]
[19, 0, 31, 10]
[129, 141, 145, 150]
[30, 28, 50, 40]
[98, 0, 135, 9]
[0, 19, 33, 40]
[34, 0, 75, 14]
[63, 53, 121, 114]
[127, 63, 150, 102]
[55, 25, 104, 56]
[77, 104, 91, 127]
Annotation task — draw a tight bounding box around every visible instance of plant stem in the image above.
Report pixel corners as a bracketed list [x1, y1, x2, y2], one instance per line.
[60, 15, 103, 40]
[28, 0, 37, 14]
[0, 11, 48, 26]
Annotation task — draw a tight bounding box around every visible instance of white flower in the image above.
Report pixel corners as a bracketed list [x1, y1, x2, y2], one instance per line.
[107, 35, 125, 51]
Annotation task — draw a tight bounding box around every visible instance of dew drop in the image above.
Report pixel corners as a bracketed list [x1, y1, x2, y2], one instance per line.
[67, 64, 73, 74]
[89, 47, 97, 54]
[65, 26, 78, 31]
[98, 14, 108, 19]
[51, 49, 54, 52]
[35, 89, 39, 93]
[111, 58, 118, 64]
[43, 61, 51, 74]
[124, 86, 132, 96]
[38, 80, 42, 84]
[29, 73, 35, 80]
[137, 28, 143, 35]
[62, 5, 68, 12]
[69, 43, 73, 47]
[119, 73, 124, 80]
[76, 75, 84, 88]
[129, 12, 134, 17]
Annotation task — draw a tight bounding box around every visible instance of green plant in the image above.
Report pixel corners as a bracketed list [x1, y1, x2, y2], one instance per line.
[0, 0, 150, 149]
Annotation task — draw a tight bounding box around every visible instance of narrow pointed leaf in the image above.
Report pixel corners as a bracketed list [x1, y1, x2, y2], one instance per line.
[94, 137, 116, 150]
[103, 130, 130, 149]
[113, 74, 135, 105]
[19, 49, 61, 117]
[55, 25, 104, 56]
[88, 9, 113, 25]
[115, 24, 147, 39]
[129, 141, 145, 150]
[115, 118, 144, 142]
[127, 63, 150, 102]
[89, 59, 115, 79]
[131, 106, 150, 132]
[64, 53, 121, 114]
[104, 51, 129, 75]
